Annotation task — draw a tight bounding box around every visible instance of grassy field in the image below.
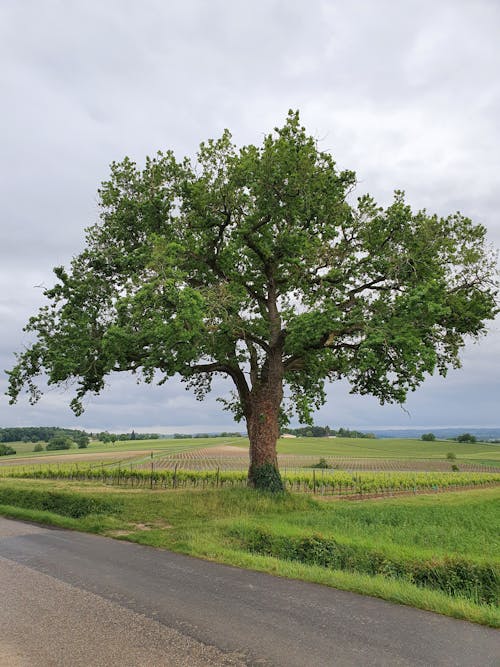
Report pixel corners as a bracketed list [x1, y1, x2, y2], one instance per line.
[276, 436, 500, 463]
[0, 478, 498, 626]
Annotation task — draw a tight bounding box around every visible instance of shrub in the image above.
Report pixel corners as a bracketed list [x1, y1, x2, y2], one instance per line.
[456, 433, 477, 443]
[421, 433, 436, 441]
[0, 444, 16, 456]
[233, 527, 499, 605]
[311, 458, 331, 469]
[46, 436, 73, 451]
[0, 486, 121, 518]
[446, 452, 457, 461]
[33, 443, 44, 452]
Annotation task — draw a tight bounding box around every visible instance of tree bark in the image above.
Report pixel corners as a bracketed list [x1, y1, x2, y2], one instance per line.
[246, 354, 283, 488]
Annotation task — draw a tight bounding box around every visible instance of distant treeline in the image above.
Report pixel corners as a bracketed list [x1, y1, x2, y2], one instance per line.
[95, 431, 160, 442]
[0, 427, 161, 444]
[173, 432, 243, 439]
[0, 426, 89, 443]
[282, 426, 376, 439]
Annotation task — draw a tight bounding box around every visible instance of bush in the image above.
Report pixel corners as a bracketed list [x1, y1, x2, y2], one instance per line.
[456, 433, 477, 443]
[33, 443, 44, 452]
[446, 452, 457, 461]
[233, 527, 499, 605]
[0, 444, 16, 456]
[0, 486, 121, 518]
[75, 434, 89, 448]
[46, 436, 73, 451]
[421, 433, 436, 441]
[311, 458, 331, 469]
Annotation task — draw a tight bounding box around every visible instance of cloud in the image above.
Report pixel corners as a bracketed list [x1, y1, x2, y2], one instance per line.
[1, 0, 498, 430]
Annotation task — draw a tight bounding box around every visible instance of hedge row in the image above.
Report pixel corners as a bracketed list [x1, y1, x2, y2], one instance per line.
[0, 486, 121, 518]
[232, 527, 499, 605]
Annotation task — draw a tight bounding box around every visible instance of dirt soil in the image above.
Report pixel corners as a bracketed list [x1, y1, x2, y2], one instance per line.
[193, 445, 249, 456]
[0, 450, 146, 467]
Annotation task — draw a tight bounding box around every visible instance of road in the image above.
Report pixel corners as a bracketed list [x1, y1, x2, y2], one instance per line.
[0, 517, 498, 666]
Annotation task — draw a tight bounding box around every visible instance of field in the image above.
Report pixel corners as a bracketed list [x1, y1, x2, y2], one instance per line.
[0, 436, 239, 461]
[2, 436, 500, 472]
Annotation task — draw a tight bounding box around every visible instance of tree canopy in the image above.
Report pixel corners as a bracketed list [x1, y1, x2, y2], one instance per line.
[7, 111, 498, 488]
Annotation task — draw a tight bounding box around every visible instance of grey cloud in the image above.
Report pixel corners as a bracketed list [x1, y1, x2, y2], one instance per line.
[1, 0, 498, 430]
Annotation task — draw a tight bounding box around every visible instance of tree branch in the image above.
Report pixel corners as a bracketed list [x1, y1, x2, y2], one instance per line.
[190, 361, 250, 406]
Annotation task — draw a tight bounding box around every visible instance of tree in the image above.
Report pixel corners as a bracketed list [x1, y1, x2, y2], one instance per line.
[74, 433, 90, 448]
[6, 112, 498, 490]
[421, 432, 436, 441]
[456, 433, 477, 443]
[46, 436, 73, 451]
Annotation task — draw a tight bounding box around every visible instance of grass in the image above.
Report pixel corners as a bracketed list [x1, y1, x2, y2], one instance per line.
[276, 436, 500, 462]
[0, 477, 498, 626]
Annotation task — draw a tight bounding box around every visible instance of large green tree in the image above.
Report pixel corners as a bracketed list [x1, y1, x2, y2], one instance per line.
[7, 112, 498, 489]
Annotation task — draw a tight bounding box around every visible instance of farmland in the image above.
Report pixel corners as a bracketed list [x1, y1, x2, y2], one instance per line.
[2, 436, 499, 498]
[2, 436, 499, 472]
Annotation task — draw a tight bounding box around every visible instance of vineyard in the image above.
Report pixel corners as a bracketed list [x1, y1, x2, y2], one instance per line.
[132, 447, 500, 473]
[1, 462, 499, 497]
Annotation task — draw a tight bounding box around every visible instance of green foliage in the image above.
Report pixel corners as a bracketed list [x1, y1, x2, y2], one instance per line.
[311, 457, 331, 469]
[446, 452, 457, 461]
[0, 444, 16, 456]
[457, 433, 477, 443]
[75, 433, 89, 448]
[1, 464, 498, 495]
[33, 443, 44, 452]
[284, 425, 374, 438]
[233, 527, 499, 605]
[249, 463, 285, 493]
[0, 426, 88, 444]
[421, 433, 436, 441]
[0, 485, 121, 518]
[46, 435, 73, 451]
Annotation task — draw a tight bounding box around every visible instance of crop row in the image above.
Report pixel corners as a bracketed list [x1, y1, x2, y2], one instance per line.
[1, 465, 499, 495]
[139, 456, 498, 473]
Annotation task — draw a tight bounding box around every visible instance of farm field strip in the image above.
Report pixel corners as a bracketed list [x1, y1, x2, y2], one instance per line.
[275, 437, 500, 460]
[2, 464, 499, 497]
[0, 439, 240, 466]
[132, 449, 500, 473]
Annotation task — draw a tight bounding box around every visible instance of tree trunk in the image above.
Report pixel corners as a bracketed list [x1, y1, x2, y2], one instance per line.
[246, 374, 284, 491]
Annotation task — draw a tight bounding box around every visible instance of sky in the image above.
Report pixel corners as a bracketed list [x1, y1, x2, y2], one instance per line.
[1, 0, 499, 433]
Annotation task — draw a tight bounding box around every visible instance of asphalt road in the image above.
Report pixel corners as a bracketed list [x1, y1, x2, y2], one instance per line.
[0, 517, 498, 666]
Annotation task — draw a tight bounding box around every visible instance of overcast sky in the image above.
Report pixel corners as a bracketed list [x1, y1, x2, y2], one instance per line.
[1, 0, 499, 433]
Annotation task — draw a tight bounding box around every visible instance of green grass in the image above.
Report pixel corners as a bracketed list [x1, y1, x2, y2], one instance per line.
[276, 436, 500, 462]
[0, 478, 498, 626]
